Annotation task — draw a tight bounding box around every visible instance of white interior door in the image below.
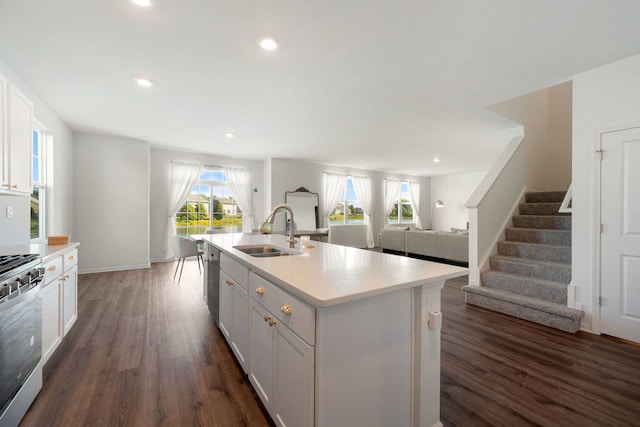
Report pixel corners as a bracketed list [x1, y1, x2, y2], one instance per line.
[600, 126, 640, 343]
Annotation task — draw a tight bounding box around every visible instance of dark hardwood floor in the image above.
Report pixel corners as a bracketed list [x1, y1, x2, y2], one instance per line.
[21, 261, 640, 426]
[441, 276, 640, 427]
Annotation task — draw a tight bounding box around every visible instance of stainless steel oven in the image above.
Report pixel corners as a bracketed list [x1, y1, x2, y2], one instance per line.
[0, 254, 44, 427]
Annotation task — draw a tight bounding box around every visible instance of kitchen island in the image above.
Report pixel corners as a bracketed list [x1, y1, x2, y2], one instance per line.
[199, 233, 467, 427]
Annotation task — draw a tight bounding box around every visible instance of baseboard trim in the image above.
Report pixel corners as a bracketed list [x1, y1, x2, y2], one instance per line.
[78, 263, 151, 275]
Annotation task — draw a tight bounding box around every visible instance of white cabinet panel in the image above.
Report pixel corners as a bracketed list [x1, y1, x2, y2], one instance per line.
[248, 299, 274, 407]
[220, 260, 249, 373]
[273, 319, 314, 427]
[62, 264, 77, 336]
[219, 270, 233, 342]
[231, 283, 248, 369]
[6, 84, 32, 194]
[41, 280, 61, 363]
[248, 277, 315, 427]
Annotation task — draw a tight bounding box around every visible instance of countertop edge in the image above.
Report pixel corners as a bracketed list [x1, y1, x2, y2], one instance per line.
[201, 234, 467, 308]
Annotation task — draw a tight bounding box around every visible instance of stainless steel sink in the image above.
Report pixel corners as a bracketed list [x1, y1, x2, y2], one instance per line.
[233, 244, 301, 258]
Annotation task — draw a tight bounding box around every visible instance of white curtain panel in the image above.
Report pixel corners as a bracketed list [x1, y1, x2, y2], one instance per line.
[408, 181, 423, 229]
[383, 178, 401, 226]
[323, 172, 347, 228]
[165, 162, 202, 255]
[224, 167, 253, 233]
[351, 175, 375, 248]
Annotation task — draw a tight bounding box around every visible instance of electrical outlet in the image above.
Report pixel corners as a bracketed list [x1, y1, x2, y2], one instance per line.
[6, 206, 13, 219]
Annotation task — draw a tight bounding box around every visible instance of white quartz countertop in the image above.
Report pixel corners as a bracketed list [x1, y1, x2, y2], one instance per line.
[0, 242, 79, 262]
[199, 233, 468, 308]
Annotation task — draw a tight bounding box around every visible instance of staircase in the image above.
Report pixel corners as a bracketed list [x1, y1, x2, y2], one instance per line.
[463, 191, 583, 333]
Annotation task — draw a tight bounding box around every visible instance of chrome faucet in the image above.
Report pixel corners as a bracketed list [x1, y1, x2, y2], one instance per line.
[259, 204, 297, 248]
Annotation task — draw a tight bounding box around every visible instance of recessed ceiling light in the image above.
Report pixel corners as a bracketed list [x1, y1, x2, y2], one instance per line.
[259, 37, 278, 51]
[131, 0, 151, 6]
[225, 132, 235, 139]
[135, 77, 153, 87]
[433, 157, 441, 163]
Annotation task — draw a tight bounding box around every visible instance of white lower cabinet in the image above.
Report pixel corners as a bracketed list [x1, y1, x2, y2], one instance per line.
[248, 272, 315, 427]
[41, 277, 61, 363]
[62, 264, 77, 335]
[41, 246, 79, 364]
[219, 253, 249, 372]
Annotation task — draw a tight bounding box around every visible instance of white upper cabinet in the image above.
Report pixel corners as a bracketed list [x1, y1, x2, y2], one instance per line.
[0, 73, 33, 195]
[0, 74, 7, 188]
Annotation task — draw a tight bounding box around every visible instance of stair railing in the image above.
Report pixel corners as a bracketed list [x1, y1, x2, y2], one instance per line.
[558, 183, 572, 213]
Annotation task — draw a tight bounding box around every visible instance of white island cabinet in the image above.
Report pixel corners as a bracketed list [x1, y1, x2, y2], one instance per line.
[201, 233, 467, 427]
[249, 271, 315, 427]
[219, 253, 249, 373]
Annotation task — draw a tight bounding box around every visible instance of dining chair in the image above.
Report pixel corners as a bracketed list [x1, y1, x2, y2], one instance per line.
[170, 234, 203, 283]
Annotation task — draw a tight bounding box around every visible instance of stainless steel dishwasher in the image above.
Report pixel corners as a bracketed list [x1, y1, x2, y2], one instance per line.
[203, 243, 220, 325]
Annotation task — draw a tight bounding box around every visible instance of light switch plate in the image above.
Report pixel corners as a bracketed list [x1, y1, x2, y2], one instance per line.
[6, 206, 13, 218]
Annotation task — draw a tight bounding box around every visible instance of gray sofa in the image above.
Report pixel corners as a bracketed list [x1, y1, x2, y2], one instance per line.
[379, 227, 469, 266]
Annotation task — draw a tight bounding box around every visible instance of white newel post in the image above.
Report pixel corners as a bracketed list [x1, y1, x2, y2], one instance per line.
[412, 282, 444, 427]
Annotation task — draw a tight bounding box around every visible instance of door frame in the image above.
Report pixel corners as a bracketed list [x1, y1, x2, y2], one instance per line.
[593, 121, 640, 336]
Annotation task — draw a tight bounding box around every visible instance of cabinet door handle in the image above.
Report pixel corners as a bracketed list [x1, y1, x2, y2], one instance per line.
[11, 184, 18, 189]
[268, 318, 277, 327]
[48, 265, 57, 271]
[226, 279, 233, 286]
[280, 304, 292, 315]
[69, 255, 75, 260]
[256, 287, 264, 295]
[264, 315, 272, 322]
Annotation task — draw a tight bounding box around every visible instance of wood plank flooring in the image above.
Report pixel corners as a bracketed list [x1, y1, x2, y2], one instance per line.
[21, 261, 271, 427]
[441, 276, 640, 427]
[20, 261, 640, 426]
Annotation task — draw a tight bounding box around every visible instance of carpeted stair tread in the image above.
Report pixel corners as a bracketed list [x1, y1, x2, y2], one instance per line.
[463, 285, 583, 333]
[480, 270, 567, 304]
[497, 241, 571, 264]
[489, 255, 571, 283]
[519, 202, 564, 216]
[505, 228, 571, 246]
[525, 191, 567, 203]
[512, 215, 571, 230]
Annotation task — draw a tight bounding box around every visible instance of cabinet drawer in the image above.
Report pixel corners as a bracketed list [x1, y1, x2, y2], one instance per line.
[43, 256, 63, 285]
[221, 253, 248, 291]
[63, 249, 78, 271]
[249, 272, 315, 345]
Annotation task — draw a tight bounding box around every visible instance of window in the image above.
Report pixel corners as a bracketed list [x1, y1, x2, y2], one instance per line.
[328, 176, 364, 225]
[176, 169, 242, 236]
[388, 182, 413, 224]
[30, 126, 47, 241]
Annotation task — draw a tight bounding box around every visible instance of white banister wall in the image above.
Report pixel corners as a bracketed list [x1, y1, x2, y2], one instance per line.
[466, 135, 527, 286]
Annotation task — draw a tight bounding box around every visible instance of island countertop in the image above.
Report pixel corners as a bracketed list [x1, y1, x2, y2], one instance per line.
[199, 233, 467, 308]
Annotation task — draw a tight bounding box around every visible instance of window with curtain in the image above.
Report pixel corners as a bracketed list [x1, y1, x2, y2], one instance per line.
[328, 176, 364, 225]
[176, 169, 243, 236]
[387, 181, 413, 224]
[30, 125, 47, 241]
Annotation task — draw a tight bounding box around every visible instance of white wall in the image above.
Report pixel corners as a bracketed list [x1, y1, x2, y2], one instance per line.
[74, 133, 149, 272]
[149, 147, 264, 262]
[489, 81, 573, 191]
[430, 171, 486, 231]
[572, 53, 640, 332]
[266, 158, 430, 241]
[0, 58, 74, 245]
[0, 195, 30, 245]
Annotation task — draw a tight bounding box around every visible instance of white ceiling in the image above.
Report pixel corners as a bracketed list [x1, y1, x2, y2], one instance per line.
[1, 0, 640, 177]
